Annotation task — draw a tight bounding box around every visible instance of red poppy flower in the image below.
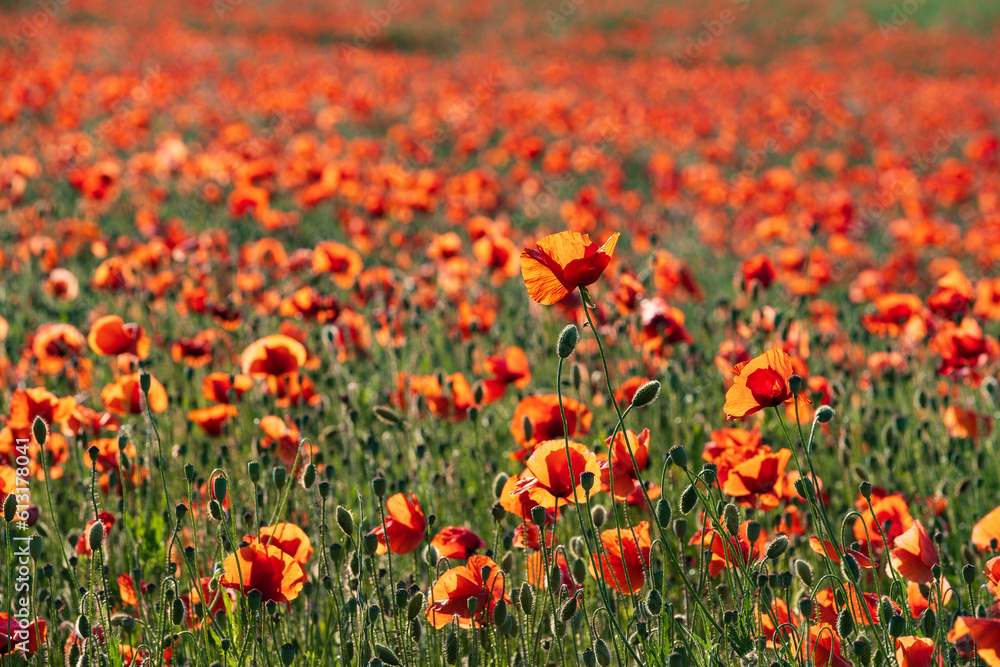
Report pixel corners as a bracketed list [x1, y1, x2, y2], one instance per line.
[589, 521, 652, 594]
[972, 505, 1000, 551]
[369, 492, 426, 556]
[101, 373, 168, 415]
[890, 520, 939, 584]
[426, 555, 510, 629]
[220, 543, 306, 609]
[245, 523, 314, 565]
[509, 440, 601, 509]
[240, 335, 307, 378]
[723, 349, 810, 420]
[598, 428, 651, 501]
[88, 315, 150, 358]
[202, 373, 254, 404]
[430, 527, 487, 560]
[0, 613, 46, 656]
[520, 231, 620, 305]
[510, 395, 592, 451]
[480, 347, 531, 404]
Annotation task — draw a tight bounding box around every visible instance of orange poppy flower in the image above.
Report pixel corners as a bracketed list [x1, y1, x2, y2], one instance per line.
[8, 387, 76, 432]
[800, 622, 852, 667]
[895, 636, 937, 667]
[117, 573, 150, 607]
[639, 297, 694, 353]
[257, 416, 314, 470]
[0, 613, 46, 656]
[426, 555, 510, 629]
[589, 521, 652, 594]
[245, 523, 314, 565]
[927, 269, 973, 318]
[509, 440, 601, 509]
[171, 333, 216, 367]
[188, 404, 239, 436]
[202, 373, 254, 404]
[412, 372, 476, 422]
[480, 347, 531, 404]
[510, 395, 592, 451]
[520, 231, 620, 305]
[43, 267, 80, 301]
[889, 520, 939, 584]
[808, 536, 873, 568]
[101, 373, 168, 415]
[31, 323, 86, 374]
[721, 448, 793, 511]
[526, 551, 577, 593]
[861, 293, 927, 341]
[930, 318, 999, 380]
[265, 372, 320, 408]
[240, 335, 307, 378]
[690, 520, 767, 579]
[61, 406, 120, 438]
[973, 278, 1000, 321]
[498, 474, 555, 523]
[972, 505, 1000, 550]
[598, 428, 651, 501]
[87, 315, 150, 358]
[430, 527, 487, 560]
[854, 493, 913, 551]
[220, 543, 306, 609]
[511, 523, 556, 550]
[741, 254, 776, 291]
[369, 491, 426, 556]
[948, 617, 1000, 667]
[723, 349, 810, 421]
[312, 241, 363, 289]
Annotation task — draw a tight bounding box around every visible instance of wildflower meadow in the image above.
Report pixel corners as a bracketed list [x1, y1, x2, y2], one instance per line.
[2, 0, 1000, 666]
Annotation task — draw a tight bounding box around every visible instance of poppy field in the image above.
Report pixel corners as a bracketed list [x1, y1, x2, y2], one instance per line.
[3, 0, 1000, 665]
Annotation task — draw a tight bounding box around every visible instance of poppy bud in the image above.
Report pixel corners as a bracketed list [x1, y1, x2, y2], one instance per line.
[179, 462, 193, 482]
[668, 445, 688, 468]
[667, 651, 684, 667]
[788, 374, 804, 395]
[655, 498, 672, 528]
[467, 596, 479, 615]
[646, 589, 662, 615]
[280, 644, 296, 666]
[32, 416, 48, 446]
[519, 583, 534, 614]
[679, 484, 697, 514]
[921, 608, 936, 637]
[836, 607, 855, 638]
[499, 550, 513, 572]
[859, 481, 872, 499]
[424, 544, 438, 566]
[723, 503, 740, 536]
[375, 643, 400, 666]
[591, 505, 607, 528]
[491, 502, 505, 523]
[301, 464, 316, 489]
[171, 597, 187, 626]
[815, 405, 835, 424]
[212, 475, 228, 503]
[559, 595, 578, 622]
[841, 553, 860, 582]
[88, 521, 105, 552]
[878, 597, 893, 625]
[852, 637, 872, 666]
[572, 558, 587, 585]
[931, 563, 941, 580]
[493, 473, 509, 498]
[372, 477, 387, 498]
[963, 563, 976, 584]
[27, 534, 42, 561]
[411, 618, 424, 642]
[337, 506, 354, 535]
[794, 476, 813, 500]
[766, 535, 788, 559]
[673, 518, 688, 541]
[2, 494, 16, 523]
[368, 605, 381, 624]
[318, 481, 330, 499]
[701, 463, 717, 486]
[175, 503, 188, 523]
[522, 416, 533, 443]
[273, 467, 287, 489]
[445, 632, 458, 665]
[407, 592, 424, 621]
[580, 471, 595, 492]
[582, 648, 598, 667]
[531, 505, 547, 527]
[363, 533, 379, 555]
[888, 614, 904, 638]
[209, 499, 223, 521]
[87, 445, 99, 465]
[798, 597, 813, 617]
[76, 614, 91, 639]
[631, 381, 661, 409]
[248, 461, 261, 483]
[746, 521, 761, 545]
[140, 372, 151, 394]
[490, 597, 508, 627]
[572, 363, 584, 391]
[594, 639, 612, 667]
[557, 325, 579, 359]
